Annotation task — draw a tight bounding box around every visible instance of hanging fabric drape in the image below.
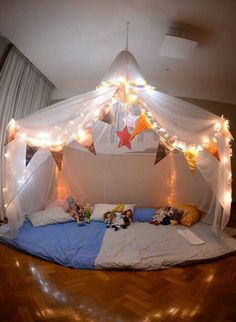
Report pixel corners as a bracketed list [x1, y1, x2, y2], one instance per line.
[0, 46, 54, 221]
[1, 49, 233, 237]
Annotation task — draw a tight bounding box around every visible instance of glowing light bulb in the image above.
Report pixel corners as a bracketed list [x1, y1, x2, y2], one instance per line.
[214, 122, 221, 131]
[77, 129, 87, 142]
[8, 118, 16, 129]
[19, 133, 27, 141]
[197, 145, 203, 152]
[4, 152, 9, 158]
[3, 187, 7, 192]
[222, 156, 228, 164]
[202, 137, 209, 145]
[224, 191, 232, 204]
[93, 109, 100, 118]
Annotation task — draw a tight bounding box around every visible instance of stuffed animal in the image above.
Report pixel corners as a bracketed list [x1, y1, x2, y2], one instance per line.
[84, 203, 92, 223]
[112, 204, 125, 212]
[77, 206, 85, 226]
[169, 208, 183, 225]
[104, 211, 115, 228]
[113, 212, 127, 231]
[150, 206, 183, 226]
[63, 196, 80, 220]
[123, 209, 133, 227]
[150, 208, 166, 225]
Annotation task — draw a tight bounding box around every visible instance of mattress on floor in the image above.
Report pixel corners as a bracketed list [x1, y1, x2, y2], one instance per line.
[1, 220, 236, 270]
[0, 220, 106, 269]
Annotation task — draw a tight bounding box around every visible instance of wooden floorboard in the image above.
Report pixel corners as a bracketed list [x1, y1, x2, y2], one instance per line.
[0, 205, 236, 322]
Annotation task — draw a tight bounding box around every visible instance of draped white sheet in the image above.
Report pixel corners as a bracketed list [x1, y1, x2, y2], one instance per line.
[1, 49, 232, 237]
[0, 46, 54, 222]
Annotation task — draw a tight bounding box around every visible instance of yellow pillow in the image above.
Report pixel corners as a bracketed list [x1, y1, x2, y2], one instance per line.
[178, 204, 201, 227]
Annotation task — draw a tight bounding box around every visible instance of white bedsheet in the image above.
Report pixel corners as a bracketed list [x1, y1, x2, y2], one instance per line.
[95, 222, 236, 270]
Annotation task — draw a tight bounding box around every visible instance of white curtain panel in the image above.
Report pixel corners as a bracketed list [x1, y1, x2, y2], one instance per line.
[0, 46, 54, 221]
[1, 49, 232, 237]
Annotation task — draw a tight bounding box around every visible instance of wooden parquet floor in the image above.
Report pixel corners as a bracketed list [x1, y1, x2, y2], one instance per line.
[0, 206, 236, 322]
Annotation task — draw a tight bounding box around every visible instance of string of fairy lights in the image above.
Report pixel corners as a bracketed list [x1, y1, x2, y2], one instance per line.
[3, 77, 233, 208]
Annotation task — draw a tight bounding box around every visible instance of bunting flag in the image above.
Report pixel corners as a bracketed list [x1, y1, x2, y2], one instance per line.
[159, 136, 175, 152]
[51, 149, 64, 170]
[131, 113, 153, 139]
[183, 150, 198, 175]
[76, 128, 93, 147]
[4, 120, 17, 146]
[154, 142, 170, 165]
[122, 113, 138, 129]
[100, 105, 114, 125]
[205, 140, 220, 161]
[116, 126, 132, 150]
[26, 143, 39, 166]
[85, 142, 96, 155]
[114, 83, 127, 104]
[75, 127, 96, 155]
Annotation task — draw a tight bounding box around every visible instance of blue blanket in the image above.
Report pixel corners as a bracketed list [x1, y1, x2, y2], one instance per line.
[0, 220, 106, 269]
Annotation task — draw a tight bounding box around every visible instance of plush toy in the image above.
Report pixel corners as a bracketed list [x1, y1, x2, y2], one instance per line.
[150, 206, 183, 226]
[77, 206, 85, 226]
[104, 211, 115, 228]
[169, 208, 183, 225]
[112, 204, 125, 212]
[123, 209, 133, 227]
[84, 203, 92, 223]
[63, 196, 79, 220]
[113, 212, 127, 231]
[150, 208, 166, 225]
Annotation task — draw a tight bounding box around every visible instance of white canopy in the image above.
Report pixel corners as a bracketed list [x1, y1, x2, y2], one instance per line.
[1, 50, 233, 237]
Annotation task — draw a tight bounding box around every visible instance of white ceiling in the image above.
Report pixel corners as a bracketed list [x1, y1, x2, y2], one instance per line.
[0, 0, 235, 103]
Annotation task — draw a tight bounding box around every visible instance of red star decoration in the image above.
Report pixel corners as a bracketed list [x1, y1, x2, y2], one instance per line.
[116, 126, 132, 150]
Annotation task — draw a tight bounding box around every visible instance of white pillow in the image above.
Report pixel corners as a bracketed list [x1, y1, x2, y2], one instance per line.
[27, 206, 73, 227]
[91, 203, 135, 221]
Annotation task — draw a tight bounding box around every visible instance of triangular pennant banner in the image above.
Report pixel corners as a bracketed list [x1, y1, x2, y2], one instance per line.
[116, 126, 132, 150]
[131, 113, 153, 139]
[85, 142, 96, 155]
[100, 105, 114, 125]
[154, 142, 170, 165]
[159, 136, 175, 152]
[4, 121, 16, 146]
[26, 143, 39, 166]
[76, 128, 93, 147]
[205, 141, 220, 161]
[51, 148, 64, 170]
[183, 150, 198, 175]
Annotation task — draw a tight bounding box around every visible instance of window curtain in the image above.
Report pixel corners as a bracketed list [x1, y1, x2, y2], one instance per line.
[0, 46, 54, 221]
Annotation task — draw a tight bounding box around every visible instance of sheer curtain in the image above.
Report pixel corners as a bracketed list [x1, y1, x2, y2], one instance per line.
[0, 46, 54, 221]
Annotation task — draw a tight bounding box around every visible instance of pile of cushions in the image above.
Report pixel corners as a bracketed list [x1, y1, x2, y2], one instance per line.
[26, 199, 201, 228]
